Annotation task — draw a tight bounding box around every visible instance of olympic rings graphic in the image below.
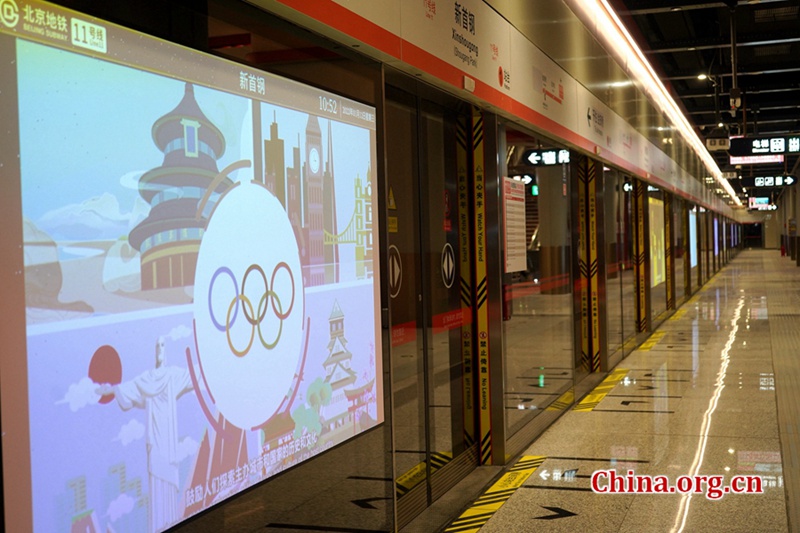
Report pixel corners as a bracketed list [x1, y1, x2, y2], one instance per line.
[208, 262, 295, 357]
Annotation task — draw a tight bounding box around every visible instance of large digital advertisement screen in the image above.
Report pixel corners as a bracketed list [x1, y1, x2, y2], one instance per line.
[0, 2, 382, 532]
[689, 210, 698, 268]
[648, 197, 665, 287]
[713, 218, 720, 257]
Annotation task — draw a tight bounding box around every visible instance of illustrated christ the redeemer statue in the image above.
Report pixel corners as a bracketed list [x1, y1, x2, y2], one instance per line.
[97, 336, 194, 532]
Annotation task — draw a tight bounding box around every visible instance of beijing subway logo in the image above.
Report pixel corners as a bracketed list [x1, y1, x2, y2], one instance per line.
[0, 0, 19, 28]
[208, 262, 295, 356]
[194, 181, 304, 430]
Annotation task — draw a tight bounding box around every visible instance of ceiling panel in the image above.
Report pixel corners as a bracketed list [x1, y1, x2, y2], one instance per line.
[613, 0, 800, 206]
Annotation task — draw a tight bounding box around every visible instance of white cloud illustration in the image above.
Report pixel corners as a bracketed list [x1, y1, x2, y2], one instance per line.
[37, 190, 150, 240]
[115, 419, 145, 446]
[176, 436, 199, 462]
[106, 493, 135, 522]
[56, 377, 100, 412]
[38, 193, 129, 240]
[168, 324, 193, 341]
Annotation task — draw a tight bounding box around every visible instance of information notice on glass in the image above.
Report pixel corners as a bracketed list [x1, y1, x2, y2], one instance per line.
[503, 177, 527, 273]
[649, 197, 666, 287]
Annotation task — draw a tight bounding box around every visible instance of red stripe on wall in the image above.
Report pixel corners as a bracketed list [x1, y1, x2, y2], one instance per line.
[273, 0, 403, 58]
[272, 0, 719, 210]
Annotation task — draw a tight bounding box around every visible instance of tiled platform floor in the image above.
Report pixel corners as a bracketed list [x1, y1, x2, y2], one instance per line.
[474, 249, 798, 533]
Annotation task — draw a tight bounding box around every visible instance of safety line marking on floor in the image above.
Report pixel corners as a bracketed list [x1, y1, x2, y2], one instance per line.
[573, 368, 629, 412]
[395, 451, 452, 496]
[622, 337, 640, 353]
[443, 455, 546, 533]
[669, 308, 687, 320]
[638, 331, 666, 351]
[545, 389, 575, 411]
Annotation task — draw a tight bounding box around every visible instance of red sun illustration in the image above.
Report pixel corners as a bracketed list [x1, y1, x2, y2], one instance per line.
[89, 345, 122, 404]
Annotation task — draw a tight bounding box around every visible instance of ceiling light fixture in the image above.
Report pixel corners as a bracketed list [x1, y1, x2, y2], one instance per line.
[566, 0, 741, 208]
[697, 73, 708, 80]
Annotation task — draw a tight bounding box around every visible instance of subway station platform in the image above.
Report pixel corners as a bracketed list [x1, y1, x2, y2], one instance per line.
[425, 249, 799, 533]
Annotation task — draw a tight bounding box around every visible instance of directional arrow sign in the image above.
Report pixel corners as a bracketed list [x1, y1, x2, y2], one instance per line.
[741, 175, 796, 188]
[539, 469, 550, 480]
[527, 151, 542, 165]
[536, 506, 578, 520]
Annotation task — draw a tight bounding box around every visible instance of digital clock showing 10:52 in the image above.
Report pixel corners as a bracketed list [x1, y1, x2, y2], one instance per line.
[319, 96, 338, 115]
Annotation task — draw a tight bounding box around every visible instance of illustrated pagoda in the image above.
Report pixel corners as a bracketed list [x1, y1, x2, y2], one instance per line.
[129, 83, 232, 290]
[320, 300, 357, 432]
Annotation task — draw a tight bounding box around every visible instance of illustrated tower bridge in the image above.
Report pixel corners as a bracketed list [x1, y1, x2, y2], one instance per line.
[323, 170, 374, 279]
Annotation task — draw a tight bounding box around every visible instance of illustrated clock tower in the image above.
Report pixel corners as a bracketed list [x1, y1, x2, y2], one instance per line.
[305, 114, 324, 287]
[322, 120, 339, 284]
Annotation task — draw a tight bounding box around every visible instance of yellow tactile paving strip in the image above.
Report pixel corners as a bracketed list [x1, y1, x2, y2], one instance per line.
[443, 456, 546, 533]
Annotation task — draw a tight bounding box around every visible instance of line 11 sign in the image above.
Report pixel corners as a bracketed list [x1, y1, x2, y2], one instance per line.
[741, 175, 795, 188]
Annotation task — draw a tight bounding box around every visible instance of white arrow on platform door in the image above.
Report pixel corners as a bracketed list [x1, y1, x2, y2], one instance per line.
[388, 245, 402, 299]
[441, 243, 455, 288]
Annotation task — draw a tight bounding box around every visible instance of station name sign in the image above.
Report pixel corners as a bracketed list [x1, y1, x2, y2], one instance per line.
[729, 135, 800, 157]
[741, 175, 796, 188]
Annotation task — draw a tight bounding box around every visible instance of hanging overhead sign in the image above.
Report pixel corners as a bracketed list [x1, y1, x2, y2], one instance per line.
[729, 154, 784, 165]
[525, 149, 571, 166]
[748, 197, 777, 211]
[741, 175, 796, 188]
[729, 135, 800, 157]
